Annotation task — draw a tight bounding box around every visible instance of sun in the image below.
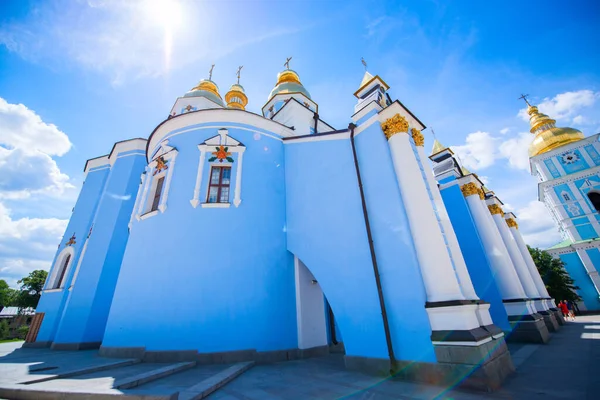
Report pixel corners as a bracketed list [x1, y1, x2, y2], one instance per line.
[144, 0, 184, 32]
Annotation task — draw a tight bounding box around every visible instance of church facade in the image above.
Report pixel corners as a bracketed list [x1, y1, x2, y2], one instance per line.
[524, 104, 600, 311]
[27, 64, 563, 389]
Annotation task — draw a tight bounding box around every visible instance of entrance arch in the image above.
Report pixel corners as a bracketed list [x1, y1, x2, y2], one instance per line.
[587, 190, 600, 212]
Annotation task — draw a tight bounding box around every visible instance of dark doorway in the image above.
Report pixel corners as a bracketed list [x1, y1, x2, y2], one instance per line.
[587, 191, 600, 212]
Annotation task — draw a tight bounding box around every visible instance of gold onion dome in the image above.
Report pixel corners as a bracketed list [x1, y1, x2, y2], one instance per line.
[225, 83, 248, 110]
[527, 104, 584, 157]
[268, 69, 311, 100]
[184, 79, 224, 106]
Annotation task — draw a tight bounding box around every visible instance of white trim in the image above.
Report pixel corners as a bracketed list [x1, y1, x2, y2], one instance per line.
[140, 210, 159, 220]
[353, 114, 379, 137]
[158, 151, 177, 212]
[234, 148, 245, 207]
[136, 166, 153, 219]
[108, 139, 147, 166]
[84, 156, 110, 176]
[148, 109, 295, 158]
[46, 247, 75, 290]
[42, 288, 63, 293]
[352, 101, 382, 124]
[130, 173, 146, 227]
[191, 147, 207, 208]
[284, 131, 350, 144]
[201, 203, 231, 208]
[580, 148, 596, 167]
[567, 181, 600, 236]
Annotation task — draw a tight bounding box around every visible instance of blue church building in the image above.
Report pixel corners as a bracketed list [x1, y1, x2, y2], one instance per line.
[26, 63, 564, 390]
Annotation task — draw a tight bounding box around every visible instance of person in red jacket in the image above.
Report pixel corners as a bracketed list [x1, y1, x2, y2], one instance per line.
[559, 301, 570, 319]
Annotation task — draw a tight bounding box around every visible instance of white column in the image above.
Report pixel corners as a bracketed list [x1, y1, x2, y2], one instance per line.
[386, 131, 465, 303]
[574, 248, 600, 296]
[190, 147, 207, 208]
[487, 205, 543, 312]
[416, 145, 479, 300]
[508, 220, 554, 310]
[462, 185, 536, 318]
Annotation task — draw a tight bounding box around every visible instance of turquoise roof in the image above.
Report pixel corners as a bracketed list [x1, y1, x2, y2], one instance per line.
[183, 89, 224, 107]
[546, 237, 600, 250]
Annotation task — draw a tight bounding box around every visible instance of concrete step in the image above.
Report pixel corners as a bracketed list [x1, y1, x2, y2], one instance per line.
[178, 361, 255, 400]
[19, 358, 140, 384]
[115, 361, 197, 389]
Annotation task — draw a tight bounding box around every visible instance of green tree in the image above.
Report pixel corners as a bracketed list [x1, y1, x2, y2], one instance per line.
[528, 246, 581, 303]
[0, 320, 9, 340]
[0, 279, 17, 308]
[12, 270, 48, 310]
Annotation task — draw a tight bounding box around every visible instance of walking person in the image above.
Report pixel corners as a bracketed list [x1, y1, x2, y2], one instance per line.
[559, 300, 569, 320]
[566, 300, 576, 321]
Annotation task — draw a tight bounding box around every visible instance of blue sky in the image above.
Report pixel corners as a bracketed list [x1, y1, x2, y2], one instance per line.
[1, 0, 599, 287]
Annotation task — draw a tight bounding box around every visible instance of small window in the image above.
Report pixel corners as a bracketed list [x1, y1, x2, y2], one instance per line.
[562, 193, 571, 201]
[207, 166, 231, 203]
[150, 176, 165, 212]
[53, 254, 71, 289]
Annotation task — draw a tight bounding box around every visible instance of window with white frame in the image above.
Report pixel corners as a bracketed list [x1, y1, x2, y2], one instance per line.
[136, 143, 178, 220]
[207, 166, 231, 203]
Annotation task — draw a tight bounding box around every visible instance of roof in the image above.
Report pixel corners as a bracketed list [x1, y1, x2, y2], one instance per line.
[546, 237, 600, 250]
[0, 307, 35, 317]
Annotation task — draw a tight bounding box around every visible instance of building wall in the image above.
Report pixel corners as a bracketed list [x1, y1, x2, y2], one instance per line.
[558, 251, 600, 310]
[35, 165, 111, 344]
[103, 124, 298, 353]
[285, 122, 436, 363]
[53, 151, 146, 345]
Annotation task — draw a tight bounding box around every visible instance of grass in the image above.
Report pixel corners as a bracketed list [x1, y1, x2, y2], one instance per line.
[0, 338, 24, 344]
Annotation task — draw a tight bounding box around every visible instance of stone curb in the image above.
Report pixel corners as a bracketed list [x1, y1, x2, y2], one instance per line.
[178, 361, 255, 400]
[0, 383, 177, 400]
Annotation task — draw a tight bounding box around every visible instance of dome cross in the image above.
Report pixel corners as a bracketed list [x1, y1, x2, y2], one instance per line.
[208, 64, 215, 80]
[284, 57, 292, 69]
[518, 93, 531, 107]
[236, 66, 243, 84]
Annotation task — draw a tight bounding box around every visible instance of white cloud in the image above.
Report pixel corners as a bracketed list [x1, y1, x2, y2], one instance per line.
[478, 175, 490, 185]
[498, 132, 533, 171]
[499, 127, 510, 135]
[0, 0, 305, 85]
[518, 90, 599, 122]
[451, 131, 498, 170]
[0, 202, 68, 288]
[0, 97, 71, 156]
[0, 97, 74, 198]
[515, 201, 562, 249]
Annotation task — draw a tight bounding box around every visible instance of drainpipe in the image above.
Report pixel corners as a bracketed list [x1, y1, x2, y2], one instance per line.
[327, 301, 338, 345]
[349, 123, 396, 373]
[313, 112, 319, 135]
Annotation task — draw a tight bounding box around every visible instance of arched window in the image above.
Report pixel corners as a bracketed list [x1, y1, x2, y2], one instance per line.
[47, 247, 75, 290]
[587, 190, 600, 212]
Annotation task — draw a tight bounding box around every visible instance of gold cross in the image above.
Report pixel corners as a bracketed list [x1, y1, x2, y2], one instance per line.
[236, 66, 243, 84]
[361, 57, 367, 70]
[208, 64, 215, 80]
[284, 57, 292, 69]
[518, 93, 531, 106]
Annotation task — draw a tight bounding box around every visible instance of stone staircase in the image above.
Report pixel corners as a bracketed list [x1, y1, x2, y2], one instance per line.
[0, 354, 254, 399]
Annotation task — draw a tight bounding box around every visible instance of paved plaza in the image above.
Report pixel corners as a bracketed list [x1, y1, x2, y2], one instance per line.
[0, 315, 599, 399]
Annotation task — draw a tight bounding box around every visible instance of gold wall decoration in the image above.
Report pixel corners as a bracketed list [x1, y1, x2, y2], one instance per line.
[506, 218, 518, 229]
[488, 204, 504, 216]
[477, 188, 485, 200]
[411, 128, 424, 147]
[381, 114, 409, 140]
[460, 182, 481, 197]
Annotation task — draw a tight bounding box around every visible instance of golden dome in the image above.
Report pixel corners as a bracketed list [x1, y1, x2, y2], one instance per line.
[184, 79, 224, 106]
[268, 69, 311, 100]
[225, 83, 248, 110]
[527, 105, 584, 157]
